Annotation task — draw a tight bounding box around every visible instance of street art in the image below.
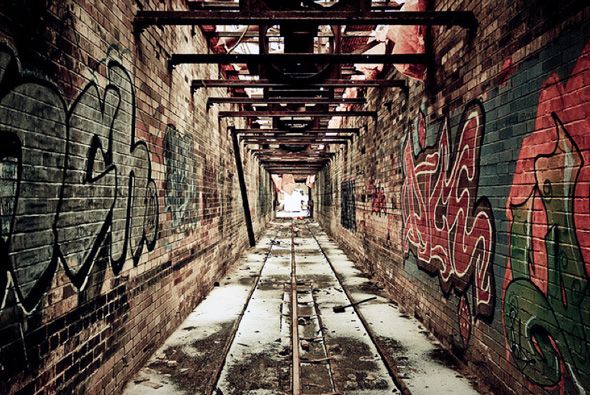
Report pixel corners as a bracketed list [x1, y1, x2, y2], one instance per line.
[164, 125, 196, 230]
[401, 100, 495, 347]
[365, 179, 386, 216]
[0, 44, 158, 314]
[202, 162, 220, 221]
[340, 180, 356, 231]
[503, 40, 590, 392]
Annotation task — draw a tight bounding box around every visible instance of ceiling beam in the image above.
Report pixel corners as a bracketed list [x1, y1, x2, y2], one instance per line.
[258, 159, 332, 163]
[234, 128, 360, 135]
[134, 11, 478, 33]
[191, 79, 408, 91]
[204, 31, 375, 38]
[192, 79, 406, 89]
[219, 110, 376, 118]
[207, 97, 366, 106]
[263, 168, 325, 172]
[257, 158, 333, 162]
[241, 134, 353, 140]
[244, 140, 349, 145]
[170, 53, 428, 69]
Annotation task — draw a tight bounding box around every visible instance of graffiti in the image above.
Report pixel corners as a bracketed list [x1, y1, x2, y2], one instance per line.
[365, 179, 386, 216]
[340, 180, 356, 231]
[164, 125, 196, 230]
[401, 101, 495, 347]
[503, 40, 590, 392]
[202, 162, 220, 222]
[0, 44, 158, 314]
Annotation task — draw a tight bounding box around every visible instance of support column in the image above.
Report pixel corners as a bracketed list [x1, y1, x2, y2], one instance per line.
[230, 126, 256, 247]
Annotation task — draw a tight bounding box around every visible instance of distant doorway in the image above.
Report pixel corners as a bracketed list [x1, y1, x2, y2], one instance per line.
[276, 185, 310, 218]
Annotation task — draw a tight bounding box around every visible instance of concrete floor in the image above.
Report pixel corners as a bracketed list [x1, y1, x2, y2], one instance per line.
[123, 220, 480, 395]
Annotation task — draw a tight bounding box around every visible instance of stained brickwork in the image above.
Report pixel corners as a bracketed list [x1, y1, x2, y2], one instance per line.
[315, 2, 590, 394]
[0, 1, 272, 394]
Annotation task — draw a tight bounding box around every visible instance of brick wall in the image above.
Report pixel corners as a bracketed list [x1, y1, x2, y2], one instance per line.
[0, 0, 272, 394]
[315, 1, 590, 394]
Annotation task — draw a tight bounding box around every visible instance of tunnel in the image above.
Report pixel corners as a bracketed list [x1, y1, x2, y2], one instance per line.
[1, 0, 590, 394]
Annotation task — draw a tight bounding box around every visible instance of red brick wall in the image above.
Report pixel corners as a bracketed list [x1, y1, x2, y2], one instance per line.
[0, 1, 272, 394]
[315, 1, 590, 394]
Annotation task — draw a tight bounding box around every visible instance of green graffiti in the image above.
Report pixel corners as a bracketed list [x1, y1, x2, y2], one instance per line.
[504, 115, 590, 391]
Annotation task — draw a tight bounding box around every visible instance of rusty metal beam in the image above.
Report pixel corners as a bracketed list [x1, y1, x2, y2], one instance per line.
[134, 11, 478, 33]
[265, 172, 322, 175]
[258, 159, 332, 164]
[264, 166, 324, 169]
[234, 128, 359, 135]
[219, 110, 376, 118]
[230, 126, 256, 247]
[252, 149, 336, 155]
[192, 79, 406, 89]
[258, 159, 333, 164]
[171, 53, 428, 69]
[262, 166, 327, 169]
[241, 134, 353, 140]
[263, 166, 323, 173]
[239, 134, 355, 139]
[203, 31, 374, 38]
[207, 97, 366, 106]
[244, 140, 349, 145]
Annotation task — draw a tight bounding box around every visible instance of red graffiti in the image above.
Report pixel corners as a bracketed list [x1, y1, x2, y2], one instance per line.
[366, 179, 387, 215]
[505, 40, 590, 292]
[502, 40, 590, 391]
[401, 101, 495, 319]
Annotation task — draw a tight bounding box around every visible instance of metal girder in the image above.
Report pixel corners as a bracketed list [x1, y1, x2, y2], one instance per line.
[252, 149, 336, 155]
[241, 134, 353, 140]
[263, 166, 324, 169]
[192, 79, 406, 89]
[207, 97, 366, 106]
[257, 158, 333, 162]
[203, 31, 374, 38]
[252, 149, 335, 153]
[257, 155, 333, 158]
[230, 127, 255, 247]
[238, 134, 355, 139]
[244, 140, 349, 145]
[265, 170, 323, 174]
[170, 53, 428, 69]
[219, 110, 376, 118]
[134, 11, 478, 33]
[262, 166, 324, 173]
[234, 128, 359, 135]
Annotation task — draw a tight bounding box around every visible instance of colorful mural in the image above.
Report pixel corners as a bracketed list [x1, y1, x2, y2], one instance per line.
[401, 100, 495, 347]
[503, 40, 590, 392]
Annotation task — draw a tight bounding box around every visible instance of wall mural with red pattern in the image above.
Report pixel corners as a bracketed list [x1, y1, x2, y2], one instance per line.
[401, 100, 496, 348]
